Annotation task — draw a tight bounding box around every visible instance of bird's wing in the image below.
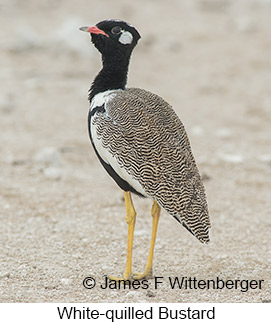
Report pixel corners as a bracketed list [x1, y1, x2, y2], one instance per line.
[92, 87, 210, 242]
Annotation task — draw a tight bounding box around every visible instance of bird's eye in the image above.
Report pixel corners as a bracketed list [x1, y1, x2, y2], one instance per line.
[111, 26, 122, 34]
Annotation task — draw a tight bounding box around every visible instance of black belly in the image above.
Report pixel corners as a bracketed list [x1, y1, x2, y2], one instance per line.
[88, 109, 145, 197]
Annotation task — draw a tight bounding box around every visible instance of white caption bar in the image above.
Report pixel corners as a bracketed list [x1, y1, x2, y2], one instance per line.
[1, 303, 270, 322]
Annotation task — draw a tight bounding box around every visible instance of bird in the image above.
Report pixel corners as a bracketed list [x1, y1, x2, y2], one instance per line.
[79, 19, 210, 281]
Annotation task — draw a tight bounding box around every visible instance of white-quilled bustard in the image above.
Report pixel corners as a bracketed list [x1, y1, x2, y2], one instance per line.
[80, 19, 210, 281]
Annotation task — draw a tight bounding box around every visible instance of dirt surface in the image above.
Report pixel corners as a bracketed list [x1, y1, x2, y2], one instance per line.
[0, 0, 271, 303]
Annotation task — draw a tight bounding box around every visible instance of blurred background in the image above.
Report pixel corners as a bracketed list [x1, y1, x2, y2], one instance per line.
[0, 0, 270, 302]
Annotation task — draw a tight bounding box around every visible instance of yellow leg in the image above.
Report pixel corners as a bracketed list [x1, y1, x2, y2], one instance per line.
[133, 200, 161, 280]
[107, 191, 136, 281]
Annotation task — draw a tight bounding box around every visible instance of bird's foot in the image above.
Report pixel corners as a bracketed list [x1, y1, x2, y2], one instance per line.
[106, 273, 132, 282]
[132, 269, 153, 280]
[106, 270, 153, 281]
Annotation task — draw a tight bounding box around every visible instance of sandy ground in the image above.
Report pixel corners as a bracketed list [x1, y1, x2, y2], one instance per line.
[0, 0, 271, 303]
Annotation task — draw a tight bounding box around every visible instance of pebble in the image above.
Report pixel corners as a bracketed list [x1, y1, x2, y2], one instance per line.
[0, 272, 10, 279]
[218, 153, 244, 164]
[235, 17, 255, 33]
[34, 147, 61, 166]
[43, 166, 61, 180]
[216, 128, 233, 139]
[146, 290, 155, 298]
[190, 126, 204, 136]
[134, 229, 148, 236]
[126, 291, 139, 297]
[0, 95, 15, 113]
[61, 278, 72, 285]
[201, 173, 211, 181]
[258, 154, 271, 163]
[44, 284, 57, 290]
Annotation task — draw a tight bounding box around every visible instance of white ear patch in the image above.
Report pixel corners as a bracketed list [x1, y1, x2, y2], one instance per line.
[119, 31, 133, 45]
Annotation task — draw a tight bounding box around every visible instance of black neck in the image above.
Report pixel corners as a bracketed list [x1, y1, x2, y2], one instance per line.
[88, 53, 131, 102]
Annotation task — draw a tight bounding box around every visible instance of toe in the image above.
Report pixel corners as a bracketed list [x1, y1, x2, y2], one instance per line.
[133, 271, 153, 280]
[107, 274, 132, 282]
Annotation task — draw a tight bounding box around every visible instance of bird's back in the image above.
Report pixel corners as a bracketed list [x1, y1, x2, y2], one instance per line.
[91, 87, 210, 242]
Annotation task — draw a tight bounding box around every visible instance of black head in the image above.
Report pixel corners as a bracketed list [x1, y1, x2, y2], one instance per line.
[80, 19, 141, 56]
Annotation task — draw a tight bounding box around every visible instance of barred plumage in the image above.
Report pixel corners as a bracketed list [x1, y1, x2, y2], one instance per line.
[90, 88, 210, 243]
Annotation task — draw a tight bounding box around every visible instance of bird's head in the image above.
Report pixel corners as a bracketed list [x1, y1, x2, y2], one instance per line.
[80, 19, 141, 57]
